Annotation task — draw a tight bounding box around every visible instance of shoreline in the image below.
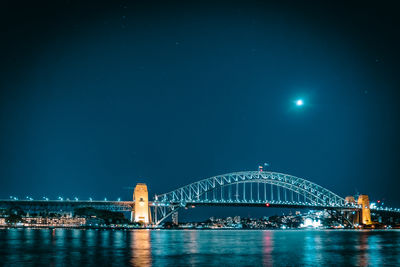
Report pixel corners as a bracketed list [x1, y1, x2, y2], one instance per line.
[1, 226, 400, 230]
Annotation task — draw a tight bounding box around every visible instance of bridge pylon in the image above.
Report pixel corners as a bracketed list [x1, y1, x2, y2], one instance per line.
[132, 183, 151, 224]
[357, 194, 371, 225]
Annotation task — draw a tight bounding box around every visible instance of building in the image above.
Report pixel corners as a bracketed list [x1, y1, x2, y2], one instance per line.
[172, 212, 178, 225]
[22, 217, 86, 227]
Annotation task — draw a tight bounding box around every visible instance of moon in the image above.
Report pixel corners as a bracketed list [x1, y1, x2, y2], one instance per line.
[296, 99, 304, 106]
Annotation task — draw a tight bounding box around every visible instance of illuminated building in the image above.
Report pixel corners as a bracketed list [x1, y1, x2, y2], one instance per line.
[133, 183, 151, 224]
[22, 217, 86, 227]
[172, 212, 178, 225]
[300, 218, 322, 228]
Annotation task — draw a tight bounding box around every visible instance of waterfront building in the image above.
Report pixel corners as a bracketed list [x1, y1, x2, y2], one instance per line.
[172, 212, 178, 225]
[22, 217, 86, 227]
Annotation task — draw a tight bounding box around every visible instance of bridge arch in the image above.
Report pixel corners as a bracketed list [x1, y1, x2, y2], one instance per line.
[152, 171, 347, 225]
[155, 171, 345, 207]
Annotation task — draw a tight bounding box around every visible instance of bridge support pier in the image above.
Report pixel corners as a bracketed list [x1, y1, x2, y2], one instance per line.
[327, 209, 355, 227]
[357, 195, 371, 225]
[344, 196, 359, 226]
[133, 183, 151, 224]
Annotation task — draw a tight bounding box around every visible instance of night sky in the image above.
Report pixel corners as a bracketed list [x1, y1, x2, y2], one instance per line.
[1, 1, 400, 220]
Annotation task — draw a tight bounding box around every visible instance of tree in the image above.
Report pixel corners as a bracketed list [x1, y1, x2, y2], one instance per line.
[74, 207, 129, 225]
[6, 214, 22, 224]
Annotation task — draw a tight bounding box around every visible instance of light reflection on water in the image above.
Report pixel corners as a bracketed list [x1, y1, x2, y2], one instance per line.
[263, 231, 273, 266]
[1, 229, 400, 266]
[131, 230, 151, 267]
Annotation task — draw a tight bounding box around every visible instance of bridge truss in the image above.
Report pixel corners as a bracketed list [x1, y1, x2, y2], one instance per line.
[151, 171, 356, 225]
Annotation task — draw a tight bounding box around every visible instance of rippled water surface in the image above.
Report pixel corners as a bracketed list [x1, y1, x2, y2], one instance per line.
[1, 229, 400, 266]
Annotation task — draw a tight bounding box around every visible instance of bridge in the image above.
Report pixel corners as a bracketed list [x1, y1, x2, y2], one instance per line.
[152, 171, 356, 225]
[1, 170, 400, 227]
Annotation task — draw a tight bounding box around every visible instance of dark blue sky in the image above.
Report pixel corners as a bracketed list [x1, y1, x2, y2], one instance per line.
[1, 1, 399, 219]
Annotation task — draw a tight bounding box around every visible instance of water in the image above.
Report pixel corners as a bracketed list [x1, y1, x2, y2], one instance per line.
[1, 229, 400, 266]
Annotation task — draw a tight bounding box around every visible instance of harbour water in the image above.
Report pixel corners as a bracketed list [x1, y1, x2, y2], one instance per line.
[1, 229, 400, 266]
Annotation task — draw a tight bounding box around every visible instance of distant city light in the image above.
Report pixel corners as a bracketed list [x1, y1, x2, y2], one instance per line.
[300, 218, 321, 228]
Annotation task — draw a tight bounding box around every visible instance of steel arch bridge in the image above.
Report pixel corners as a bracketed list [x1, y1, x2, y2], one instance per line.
[151, 171, 356, 225]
